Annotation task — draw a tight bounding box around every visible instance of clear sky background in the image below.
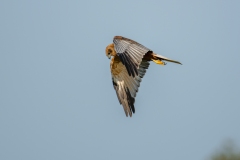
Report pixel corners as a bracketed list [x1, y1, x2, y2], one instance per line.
[1, 0, 240, 160]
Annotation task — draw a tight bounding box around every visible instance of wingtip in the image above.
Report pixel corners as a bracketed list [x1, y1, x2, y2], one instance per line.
[124, 111, 133, 117]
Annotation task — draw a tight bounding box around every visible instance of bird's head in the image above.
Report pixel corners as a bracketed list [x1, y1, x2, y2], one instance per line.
[105, 43, 116, 59]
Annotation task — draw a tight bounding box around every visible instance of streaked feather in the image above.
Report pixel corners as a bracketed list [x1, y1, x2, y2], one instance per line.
[111, 56, 150, 117]
[113, 36, 151, 77]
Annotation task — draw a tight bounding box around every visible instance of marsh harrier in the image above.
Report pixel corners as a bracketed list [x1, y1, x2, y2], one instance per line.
[106, 36, 181, 117]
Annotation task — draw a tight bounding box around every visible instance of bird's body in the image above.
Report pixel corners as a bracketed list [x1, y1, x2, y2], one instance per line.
[106, 36, 181, 117]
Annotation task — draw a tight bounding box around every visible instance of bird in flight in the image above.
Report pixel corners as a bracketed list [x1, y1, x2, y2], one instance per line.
[106, 36, 181, 117]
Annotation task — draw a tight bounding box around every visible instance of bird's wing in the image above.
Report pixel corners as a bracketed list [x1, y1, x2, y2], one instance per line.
[113, 36, 151, 77]
[111, 56, 150, 117]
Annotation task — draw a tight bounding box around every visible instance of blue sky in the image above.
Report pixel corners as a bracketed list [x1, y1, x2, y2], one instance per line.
[1, 0, 240, 160]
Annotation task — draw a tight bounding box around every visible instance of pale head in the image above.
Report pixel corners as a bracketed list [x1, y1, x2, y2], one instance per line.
[105, 43, 116, 59]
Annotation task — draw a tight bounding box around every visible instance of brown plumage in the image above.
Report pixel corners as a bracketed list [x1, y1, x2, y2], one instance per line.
[106, 36, 181, 117]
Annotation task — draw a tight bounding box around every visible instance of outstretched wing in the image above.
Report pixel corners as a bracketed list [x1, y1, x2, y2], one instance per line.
[113, 36, 151, 77]
[111, 56, 150, 117]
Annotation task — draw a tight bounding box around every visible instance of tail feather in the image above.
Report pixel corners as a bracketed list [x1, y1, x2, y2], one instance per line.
[154, 54, 182, 65]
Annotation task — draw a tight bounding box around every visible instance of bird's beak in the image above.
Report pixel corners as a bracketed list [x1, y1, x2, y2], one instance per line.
[107, 54, 111, 59]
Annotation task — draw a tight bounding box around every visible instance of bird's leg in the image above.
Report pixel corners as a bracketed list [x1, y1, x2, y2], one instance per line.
[152, 59, 166, 65]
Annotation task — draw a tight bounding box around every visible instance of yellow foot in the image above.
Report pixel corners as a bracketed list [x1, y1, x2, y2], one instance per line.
[152, 59, 166, 65]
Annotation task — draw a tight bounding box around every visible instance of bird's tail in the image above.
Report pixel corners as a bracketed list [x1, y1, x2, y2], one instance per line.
[152, 53, 182, 65]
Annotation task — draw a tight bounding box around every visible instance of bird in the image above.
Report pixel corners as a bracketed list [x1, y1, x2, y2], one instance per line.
[106, 36, 181, 117]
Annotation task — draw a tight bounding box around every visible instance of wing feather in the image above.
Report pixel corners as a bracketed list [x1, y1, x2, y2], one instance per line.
[111, 56, 150, 117]
[113, 36, 151, 77]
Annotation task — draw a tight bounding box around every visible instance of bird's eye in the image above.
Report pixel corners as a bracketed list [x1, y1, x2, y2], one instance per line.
[108, 49, 112, 55]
